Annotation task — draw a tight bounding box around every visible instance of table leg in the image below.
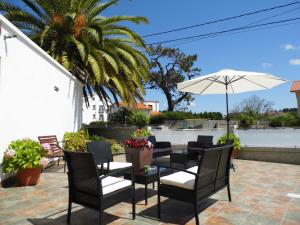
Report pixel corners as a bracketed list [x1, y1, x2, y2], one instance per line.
[145, 184, 148, 205]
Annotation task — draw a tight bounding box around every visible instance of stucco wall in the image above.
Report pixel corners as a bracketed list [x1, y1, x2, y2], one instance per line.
[0, 16, 83, 173]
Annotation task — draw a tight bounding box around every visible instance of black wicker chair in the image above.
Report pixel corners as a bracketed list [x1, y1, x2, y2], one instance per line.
[87, 141, 132, 175]
[63, 150, 135, 225]
[148, 136, 172, 160]
[157, 144, 233, 225]
[187, 135, 214, 161]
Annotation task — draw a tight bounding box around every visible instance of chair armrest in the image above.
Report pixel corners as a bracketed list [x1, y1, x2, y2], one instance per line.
[155, 142, 172, 148]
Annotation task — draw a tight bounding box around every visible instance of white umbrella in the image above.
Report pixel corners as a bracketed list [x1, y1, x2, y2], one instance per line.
[177, 69, 288, 138]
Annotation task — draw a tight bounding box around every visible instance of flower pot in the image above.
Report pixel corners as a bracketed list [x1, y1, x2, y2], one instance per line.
[125, 147, 153, 170]
[16, 167, 42, 186]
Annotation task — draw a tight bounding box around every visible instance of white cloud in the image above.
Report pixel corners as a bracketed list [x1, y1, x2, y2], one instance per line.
[261, 62, 273, 69]
[281, 44, 300, 51]
[289, 59, 300, 65]
[188, 102, 197, 109]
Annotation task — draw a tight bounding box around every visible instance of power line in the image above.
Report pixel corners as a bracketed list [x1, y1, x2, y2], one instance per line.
[148, 17, 300, 45]
[143, 1, 299, 37]
[166, 6, 300, 47]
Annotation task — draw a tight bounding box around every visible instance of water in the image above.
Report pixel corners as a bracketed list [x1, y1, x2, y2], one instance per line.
[152, 128, 300, 148]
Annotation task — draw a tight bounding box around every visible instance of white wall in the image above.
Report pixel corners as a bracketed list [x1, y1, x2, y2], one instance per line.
[0, 16, 83, 173]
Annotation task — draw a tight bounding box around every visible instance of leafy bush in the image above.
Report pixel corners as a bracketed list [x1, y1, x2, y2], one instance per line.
[89, 121, 107, 126]
[270, 113, 299, 127]
[131, 128, 152, 138]
[2, 139, 47, 173]
[164, 111, 186, 120]
[88, 135, 124, 153]
[129, 111, 149, 128]
[217, 133, 241, 150]
[239, 114, 255, 128]
[150, 113, 167, 124]
[64, 131, 88, 151]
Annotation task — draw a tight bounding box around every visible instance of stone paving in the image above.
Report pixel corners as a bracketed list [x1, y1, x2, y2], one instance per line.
[1, 158, 300, 225]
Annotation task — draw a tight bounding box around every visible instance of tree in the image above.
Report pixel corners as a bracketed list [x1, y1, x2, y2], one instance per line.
[232, 95, 274, 115]
[147, 45, 201, 111]
[0, 0, 150, 106]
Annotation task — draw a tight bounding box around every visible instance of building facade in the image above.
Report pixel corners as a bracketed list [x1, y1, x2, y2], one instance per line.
[110, 101, 160, 116]
[290, 80, 300, 117]
[82, 95, 110, 124]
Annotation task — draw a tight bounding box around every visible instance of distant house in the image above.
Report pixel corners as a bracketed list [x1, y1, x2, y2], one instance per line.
[82, 95, 110, 124]
[290, 80, 300, 116]
[110, 101, 160, 116]
[0, 15, 83, 179]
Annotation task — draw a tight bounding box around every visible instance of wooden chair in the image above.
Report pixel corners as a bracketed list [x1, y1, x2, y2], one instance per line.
[38, 135, 66, 172]
[63, 150, 135, 225]
[157, 144, 233, 225]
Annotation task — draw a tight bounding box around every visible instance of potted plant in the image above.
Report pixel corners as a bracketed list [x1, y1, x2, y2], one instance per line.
[124, 128, 153, 169]
[2, 138, 48, 186]
[217, 133, 241, 158]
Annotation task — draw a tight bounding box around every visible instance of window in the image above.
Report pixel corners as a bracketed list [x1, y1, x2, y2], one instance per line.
[92, 114, 96, 119]
[92, 105, 96, 110]
[99, 105, 104, 113]
[99, 115, 104, 121]
[92, 97, 95, 101]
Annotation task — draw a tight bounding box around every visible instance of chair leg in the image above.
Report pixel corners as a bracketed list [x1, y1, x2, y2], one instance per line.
[57, 157, 60, 166]
[194, 202, 199, 225]
[64, 160, 66, 173]
[99, 210, 103, 225]
[227, 183, 232, 202]
[157, 192, 161, 219]
[132, 191, 136, 220]
[67, 200, 72, 224]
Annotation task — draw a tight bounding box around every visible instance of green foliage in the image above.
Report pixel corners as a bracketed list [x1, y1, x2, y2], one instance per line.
[150, 113, 167, 124]
[0, 0, 150, 105]
[270, 113, 299, 127]
[217, 133, 241, 150]
[131, 128, 151, 138]
[110, 107, 132, 124]
[89, 121, 107, 126]
[88, 135, 124, 153]
[129, 111, 149, 128]
[2, 139, 46, 173]
[239, 114, 255, 128]
[149, 111, 223, 124]
[64, 131, 88, 152]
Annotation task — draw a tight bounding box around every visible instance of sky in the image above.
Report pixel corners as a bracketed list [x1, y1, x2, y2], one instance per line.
[14, 0, 300, 114]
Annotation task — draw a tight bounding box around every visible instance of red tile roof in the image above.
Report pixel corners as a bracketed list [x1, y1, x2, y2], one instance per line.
[118, 102, 152, 110]
[290, 81, 300, 92]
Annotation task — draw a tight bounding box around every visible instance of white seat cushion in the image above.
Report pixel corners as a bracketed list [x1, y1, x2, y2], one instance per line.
[101, 176, 132, 195]
[98, 162, 132, 170]
[160, 170, 196, 190]
[187, 166, 198, 173]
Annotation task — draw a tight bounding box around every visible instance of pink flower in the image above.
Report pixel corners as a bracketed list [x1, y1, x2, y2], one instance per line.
[40, 157, 49, 168]
[42, 143, 52, 152]
[4, 149, 16, 158]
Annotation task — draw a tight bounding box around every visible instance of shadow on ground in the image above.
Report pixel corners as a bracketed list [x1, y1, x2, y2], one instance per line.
[138, 198, 217, 224]
[27, 208, 120, 225]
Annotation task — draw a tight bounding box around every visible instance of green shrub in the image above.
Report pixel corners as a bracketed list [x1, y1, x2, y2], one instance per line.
[129, 111, 149, 128]
[217, 133, 241, 150]
[164, 111, 187, 120]
[89, 121, 107, 126]
[64, 131, 88, 151]
[239, 114, 255, 128]
[88, 135, 124, 153]
[270, 113, 299, 127]
[131, 128, 151, 138]
[150, 113, 167, 124]
[2, 139, 47, 173]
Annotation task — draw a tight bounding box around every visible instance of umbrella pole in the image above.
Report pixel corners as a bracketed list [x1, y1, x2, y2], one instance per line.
[226, 84, 230, 140]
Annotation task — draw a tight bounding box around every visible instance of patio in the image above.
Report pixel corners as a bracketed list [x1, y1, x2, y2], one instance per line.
[1, 159, 300, 225]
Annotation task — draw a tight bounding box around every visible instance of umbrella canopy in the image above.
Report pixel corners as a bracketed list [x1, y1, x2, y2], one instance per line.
[177, 69, 288, 138]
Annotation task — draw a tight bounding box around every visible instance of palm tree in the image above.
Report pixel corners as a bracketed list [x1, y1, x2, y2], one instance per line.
[0, 0, 150, 105]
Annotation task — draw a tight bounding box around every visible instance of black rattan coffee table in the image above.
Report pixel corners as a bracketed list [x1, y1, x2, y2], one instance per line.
[170, 150, 191, 168]
[124, 166, 172, 205]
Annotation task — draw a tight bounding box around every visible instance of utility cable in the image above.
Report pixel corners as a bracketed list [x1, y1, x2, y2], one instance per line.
[143, 1, 300, 37]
